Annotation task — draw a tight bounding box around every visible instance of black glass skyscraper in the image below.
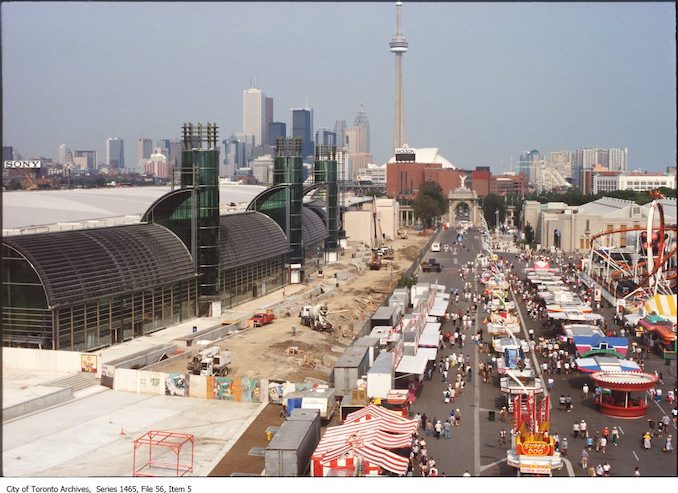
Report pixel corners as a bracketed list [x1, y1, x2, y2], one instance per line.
[291, 108, 313, 158]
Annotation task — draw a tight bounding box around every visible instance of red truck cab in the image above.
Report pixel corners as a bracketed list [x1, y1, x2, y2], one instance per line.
[249, 311, 275, 327]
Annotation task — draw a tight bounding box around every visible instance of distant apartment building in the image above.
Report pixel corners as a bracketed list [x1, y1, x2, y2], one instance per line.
[466, 167, 528, 197]
[72, 150, 98, 170]
[572, 147, 627, 187]
[144, 148, 170, 179]
[518, 149, 542, 186]
[250, 154, 275, 185]
[548, 150, 572, 179]
[105, 138, 124, 169]
[136, 138, 153, 167]
[593, 172, 676, 194]
[491, 173, 529, 196]
[57, 144, 72, 165]
[355, 164, 386, 184]
[167, 140, 183, 169]
[335, 120, 348, 150]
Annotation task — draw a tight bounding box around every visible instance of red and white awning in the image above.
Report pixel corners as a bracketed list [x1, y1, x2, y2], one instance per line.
[312, 404, 417, 476]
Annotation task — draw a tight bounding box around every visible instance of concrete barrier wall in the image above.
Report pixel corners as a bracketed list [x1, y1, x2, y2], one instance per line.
[2, 347, 98, 376]
[174, 322, 243, 349]
[3, 387, 73, 421]
[189, 373, 208, 397]
[113, 368, 165, 395]
[112, 367, 268, 402]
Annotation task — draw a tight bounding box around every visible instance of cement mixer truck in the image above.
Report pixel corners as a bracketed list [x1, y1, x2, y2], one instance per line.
[187, 345, 232, 377]
[299, 303, 333, 332]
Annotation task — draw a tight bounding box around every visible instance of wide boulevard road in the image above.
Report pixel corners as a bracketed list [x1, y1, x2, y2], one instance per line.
[408, 226, 677, 478]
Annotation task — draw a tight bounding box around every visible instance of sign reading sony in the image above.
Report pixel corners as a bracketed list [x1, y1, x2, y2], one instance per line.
[4, 160, 42, 169]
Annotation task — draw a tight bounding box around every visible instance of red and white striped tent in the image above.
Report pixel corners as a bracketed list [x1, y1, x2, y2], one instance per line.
[311, 404, 418, 477]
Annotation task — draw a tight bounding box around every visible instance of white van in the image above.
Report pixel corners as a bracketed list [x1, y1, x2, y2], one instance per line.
[431, 242, 441, 252]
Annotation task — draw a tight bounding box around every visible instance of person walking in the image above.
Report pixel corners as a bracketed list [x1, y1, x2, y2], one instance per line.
[561, 437, 569, 457]
[582, 383, 589, 400]
[443, 420, 451, 439]
[434, 420, 442, 439]
[573, 421, 580, 438]
[499, 428, 507, 446]
[643, 431, 652, 450]
[611, 426, 620, 446]
[580, 449, 589, 470]
[634, 467, 640, 477]
[425, 419, 433, 437]
[664, 435, 673, 454]
[580, 420, 588, 439]
[600, 435, 607, 454]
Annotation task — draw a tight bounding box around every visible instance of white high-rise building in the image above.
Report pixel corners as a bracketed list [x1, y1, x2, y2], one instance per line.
[607, 147, 628, 172]
[57, 144, 72, 165]
[571, 148, 597, 187]
[243, 87, 265, 147]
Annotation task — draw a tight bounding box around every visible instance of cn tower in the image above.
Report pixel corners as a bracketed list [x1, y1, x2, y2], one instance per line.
[390, 1, 408, 153]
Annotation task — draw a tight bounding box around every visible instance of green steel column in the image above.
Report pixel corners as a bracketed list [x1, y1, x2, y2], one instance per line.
[274, 138, 303, 267]
[182, 122, 220, 298]
[314, 145, 339, 250]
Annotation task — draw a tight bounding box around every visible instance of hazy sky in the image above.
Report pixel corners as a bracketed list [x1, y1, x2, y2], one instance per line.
[2, 2, 675, 173]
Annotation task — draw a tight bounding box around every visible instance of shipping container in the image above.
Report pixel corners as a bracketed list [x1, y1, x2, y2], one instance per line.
[265, 411, 321, 477]
[332, 345, 370, 397]
[367, 352, 394, 399]
[370, 305, 399, 329]
[352, 336, 381, 366]
[301, 387, 338, 420]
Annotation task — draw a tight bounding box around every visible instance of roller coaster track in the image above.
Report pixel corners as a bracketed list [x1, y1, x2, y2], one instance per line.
[587, 203, 677, 296]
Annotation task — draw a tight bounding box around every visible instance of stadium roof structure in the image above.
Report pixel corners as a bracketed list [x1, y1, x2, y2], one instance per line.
[218, 211, 290, 270]
[386, 147, 456, 169]
[3, 223, 196, 308]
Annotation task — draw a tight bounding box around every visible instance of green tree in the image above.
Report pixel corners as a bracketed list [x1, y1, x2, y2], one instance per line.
[412, 181, 446, 228]
[524, 223, 535, 245]
[481, 194, 507, 228]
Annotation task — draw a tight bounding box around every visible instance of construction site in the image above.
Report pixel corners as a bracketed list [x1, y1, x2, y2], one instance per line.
[2, 228, 430, 477]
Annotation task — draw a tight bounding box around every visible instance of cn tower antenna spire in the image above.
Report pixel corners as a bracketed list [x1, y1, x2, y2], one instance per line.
[390, 1, 408, 154]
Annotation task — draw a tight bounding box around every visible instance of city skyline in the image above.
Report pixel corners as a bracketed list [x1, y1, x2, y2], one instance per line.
[2, 2, 675, 173]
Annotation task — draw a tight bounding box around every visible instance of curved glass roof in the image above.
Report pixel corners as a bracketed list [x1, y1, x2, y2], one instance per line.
[2, 224, 195, 308]
[303, 207, 328, 247]
[219, 211, 290, 270]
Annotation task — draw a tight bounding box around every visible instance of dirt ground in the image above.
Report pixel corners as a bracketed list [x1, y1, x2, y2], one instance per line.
[155, 229, 430, 384]
[205, 229, 431, 476]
